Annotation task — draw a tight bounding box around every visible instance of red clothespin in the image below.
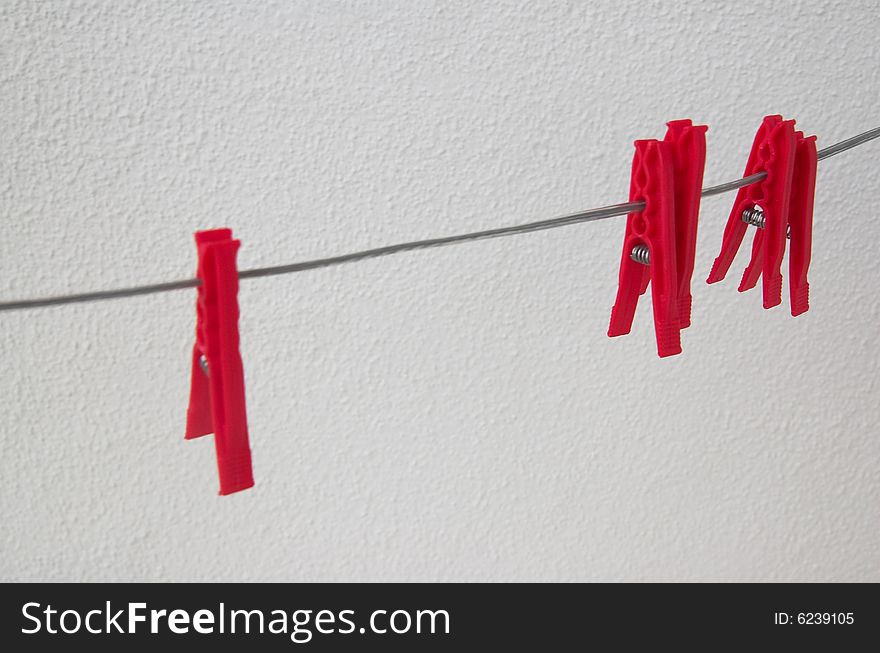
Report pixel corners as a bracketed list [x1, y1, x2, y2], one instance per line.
[608, 119, 708, 357]
[666, 119, 709, 328]
[186, 228, 254, 495]
[787, 131, 818, 316]
[706, 115, 817, 315]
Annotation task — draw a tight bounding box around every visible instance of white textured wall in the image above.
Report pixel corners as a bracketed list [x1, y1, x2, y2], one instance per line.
[1, 0, 878, 581]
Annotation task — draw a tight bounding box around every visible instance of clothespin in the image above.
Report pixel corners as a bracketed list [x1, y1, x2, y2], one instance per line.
[666, 119, 709, 328]
[608, 119, 708, 357]
[787, 130, 818, 316]
[706, 115, 817, 315]
[186, 228, 254, 495]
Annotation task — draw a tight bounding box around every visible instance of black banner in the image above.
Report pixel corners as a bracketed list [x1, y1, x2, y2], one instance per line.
[1, 583, 877, 649]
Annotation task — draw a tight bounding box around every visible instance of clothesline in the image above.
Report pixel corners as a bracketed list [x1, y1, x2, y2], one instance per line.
[0, 125, 878, 314]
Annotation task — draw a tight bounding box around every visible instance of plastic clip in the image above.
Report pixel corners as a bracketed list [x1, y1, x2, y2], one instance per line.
[706, 115, 816, 315]
[787, 131, 818, 316]
[608, 119, 707, 357]
[185, 228, 254, 495]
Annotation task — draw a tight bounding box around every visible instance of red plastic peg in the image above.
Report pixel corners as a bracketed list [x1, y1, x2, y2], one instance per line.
[787, 131, 817, 316]
[706, 115, 795, 308]
[186, 228, 254, 495]
[665, 119, 708, 328]
[608, 119, 707, 357]
[706, 115, 816, 316]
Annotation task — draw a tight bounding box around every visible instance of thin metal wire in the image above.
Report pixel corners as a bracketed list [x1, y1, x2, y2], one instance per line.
[816, 126, 880, 160]
[0, 279, 199, 311]
[237, 200, 643, 281]
[1, 126, 878, 313]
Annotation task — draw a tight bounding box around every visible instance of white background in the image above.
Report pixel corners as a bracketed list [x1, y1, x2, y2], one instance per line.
[1, 0, 878, 581]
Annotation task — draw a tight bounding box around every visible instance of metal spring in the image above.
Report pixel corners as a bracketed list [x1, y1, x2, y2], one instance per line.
[742, 206, 791, 238]
[630, 244, 650, 265]
[741, 207, 765, 228]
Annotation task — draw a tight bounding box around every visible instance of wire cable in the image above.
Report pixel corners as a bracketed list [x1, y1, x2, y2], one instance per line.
[1, 126, 878, 313]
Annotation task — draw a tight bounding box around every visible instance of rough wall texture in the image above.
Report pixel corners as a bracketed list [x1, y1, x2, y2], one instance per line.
[1, 0, 878, 581]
